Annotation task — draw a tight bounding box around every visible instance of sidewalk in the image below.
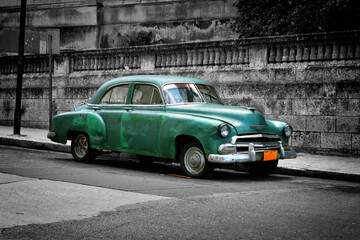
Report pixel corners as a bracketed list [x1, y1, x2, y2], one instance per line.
[0, 125, 359, 182]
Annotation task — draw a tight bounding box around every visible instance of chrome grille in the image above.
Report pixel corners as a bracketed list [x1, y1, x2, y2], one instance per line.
[231, 134, 282, 153]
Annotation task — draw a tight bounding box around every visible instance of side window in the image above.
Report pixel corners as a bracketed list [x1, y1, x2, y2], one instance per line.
[132, 84, 163, 105]
[99, 84, 129, 104]
[100, 90, 111, 104]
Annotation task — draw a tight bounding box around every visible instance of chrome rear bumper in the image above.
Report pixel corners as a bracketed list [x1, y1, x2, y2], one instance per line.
[47, 131, 56, 141]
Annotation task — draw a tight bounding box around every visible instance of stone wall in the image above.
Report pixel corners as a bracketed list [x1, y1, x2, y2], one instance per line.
[0, 0, 100, 50]
[0, 31, 359, 155]
[0, 0, 237, 50]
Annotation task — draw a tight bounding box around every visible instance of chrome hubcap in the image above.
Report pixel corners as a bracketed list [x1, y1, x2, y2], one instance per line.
[74, 135, 88, 158]
[184, 147, 205, 174]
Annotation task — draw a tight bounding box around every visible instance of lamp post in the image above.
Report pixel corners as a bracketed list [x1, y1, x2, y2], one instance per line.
[13, 0, 27, 135]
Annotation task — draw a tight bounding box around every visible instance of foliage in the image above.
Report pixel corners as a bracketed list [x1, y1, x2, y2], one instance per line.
[231, 0, 360, 37]
[126, 31, 154, 46]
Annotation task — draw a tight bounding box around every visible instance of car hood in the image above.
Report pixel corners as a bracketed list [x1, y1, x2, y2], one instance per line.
[166, 103, 275, 135]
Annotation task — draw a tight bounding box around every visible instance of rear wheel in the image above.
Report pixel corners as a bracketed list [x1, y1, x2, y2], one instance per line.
[245, 160, 278, 176]
[71, 133, 95, 163]
[180, 142, 211, 178]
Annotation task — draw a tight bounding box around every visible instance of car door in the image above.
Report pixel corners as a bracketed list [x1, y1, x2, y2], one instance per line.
[95, 83, 130, 149]
[121, 83, 165, 156]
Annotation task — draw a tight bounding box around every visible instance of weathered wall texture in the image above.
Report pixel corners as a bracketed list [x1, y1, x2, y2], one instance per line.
[99, 0, 237, 47]
[0, 0, 237, 50]
[1, 31, 360, 155]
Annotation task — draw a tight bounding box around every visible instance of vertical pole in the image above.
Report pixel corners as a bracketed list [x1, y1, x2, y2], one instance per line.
[13, 0, 27, 135]
[48, 34, 53, 130]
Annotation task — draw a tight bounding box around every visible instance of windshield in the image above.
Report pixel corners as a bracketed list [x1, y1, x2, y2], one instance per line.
[163, 83, 222, 105]
[196, 84, 222, 104]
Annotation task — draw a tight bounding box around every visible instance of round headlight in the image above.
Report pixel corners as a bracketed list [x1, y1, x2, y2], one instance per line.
[218, 124, 231, 138]
[283, 124, 293, 137]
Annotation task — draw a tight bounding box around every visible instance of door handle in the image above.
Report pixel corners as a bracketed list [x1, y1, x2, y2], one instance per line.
[93, 106, 100, 110]
[125, 107, 133, 111]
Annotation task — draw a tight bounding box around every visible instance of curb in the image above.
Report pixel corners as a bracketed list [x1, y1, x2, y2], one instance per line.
[1, 136, 359, 183]
[0, 137, 70, 153]
[276, 167, 360, 183]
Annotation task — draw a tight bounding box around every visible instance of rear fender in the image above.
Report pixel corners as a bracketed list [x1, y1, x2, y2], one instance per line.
[51, 112, 106, 147]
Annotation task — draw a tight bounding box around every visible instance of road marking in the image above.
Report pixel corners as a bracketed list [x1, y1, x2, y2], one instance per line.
[168, 174, 191, 179]
[0, 175, 171, 228]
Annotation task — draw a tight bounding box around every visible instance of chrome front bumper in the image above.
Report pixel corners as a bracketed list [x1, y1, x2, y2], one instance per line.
[208, 142, 297, 164]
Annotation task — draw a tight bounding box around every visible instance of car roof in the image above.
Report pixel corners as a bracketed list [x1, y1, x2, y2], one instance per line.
[88, 75, 212, 104]
[107, 75, 210, 86]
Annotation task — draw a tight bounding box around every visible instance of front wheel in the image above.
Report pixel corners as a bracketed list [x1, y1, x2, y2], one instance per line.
[71, 133, 95, 163]
[180, 142, 211, 178]
[245, 160, 278, 176]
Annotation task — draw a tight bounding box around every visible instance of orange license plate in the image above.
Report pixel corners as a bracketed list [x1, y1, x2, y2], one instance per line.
[264, 150, 278, 161]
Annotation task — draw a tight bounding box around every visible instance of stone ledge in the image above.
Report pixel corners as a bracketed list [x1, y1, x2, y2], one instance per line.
[0, 0, 98, 10]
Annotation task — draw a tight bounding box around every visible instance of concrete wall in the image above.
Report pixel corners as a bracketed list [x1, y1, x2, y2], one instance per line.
[1, 31, 359, 155]
[0, 0, 100, 50]
[99, 0, 237, 47]
[0, 0, 237, 50]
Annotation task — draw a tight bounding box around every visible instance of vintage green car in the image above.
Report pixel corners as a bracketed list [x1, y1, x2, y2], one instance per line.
[48, 75, 296, 178]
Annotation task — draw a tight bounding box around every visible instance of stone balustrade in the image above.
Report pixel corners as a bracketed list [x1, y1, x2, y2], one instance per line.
[266, 31, 360, 63]
[1, 31, 359, 75]
[153, 45, 249, 68]
[0, 55, 49, 75]
[268, 42, 360, 63]
[65, 41, 250, 72]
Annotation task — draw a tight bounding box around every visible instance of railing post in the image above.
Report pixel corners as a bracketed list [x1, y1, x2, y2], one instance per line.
[339, 44, 347, 60]
[191, 50, 197, 66]
[181, 51, 187, 67]
[282, 46, 289, 63]
[176, 51, 182, 66]
[170, 51, 177, 67]
[208, 48, 215, 66]
[225, 48, 232, 65]
[53, 55, 70, 75]
[332, 44, 339, 60]
[186, 49, 193, 66]
[317, 45, 324, 60]
[219, 48, 226, 65]
[355, 43, 360, 59]
[248, 45, 267, 67]
[141, 53, 156, 70]
[161, 52, 167, 68]
[303, 46, 310, 61]
[324, 44, 332, 60]
[232, 47, 239, 65]
[197, 50, 203, 66]
[346, 43, 354, 59]
[275, 46, 282, 63]
[119, 55, 125, 69]
[268, 47, 275, 63]
[310, 45, 317, 61]
[214, 48, 220, 65]
[289, 46, 296, 62]
[296, 45, 303, 62]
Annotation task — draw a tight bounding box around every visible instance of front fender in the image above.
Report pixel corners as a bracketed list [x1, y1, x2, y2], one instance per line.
[50, 112, 106, 147]
[265, 119, 289, 145]
[158, 113, 235, 158]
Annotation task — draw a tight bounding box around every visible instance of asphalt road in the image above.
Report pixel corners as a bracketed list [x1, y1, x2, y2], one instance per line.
[0, 145, 359, 240]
